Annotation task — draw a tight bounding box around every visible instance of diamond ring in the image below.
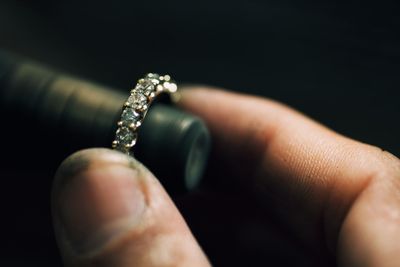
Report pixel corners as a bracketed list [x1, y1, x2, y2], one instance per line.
[112, 73, 178, 155]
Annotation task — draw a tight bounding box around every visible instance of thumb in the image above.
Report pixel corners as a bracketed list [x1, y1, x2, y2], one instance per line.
[52, 148, 210, 267]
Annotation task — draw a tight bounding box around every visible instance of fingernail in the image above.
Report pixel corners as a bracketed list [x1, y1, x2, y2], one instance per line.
[53, 149, 146, 255]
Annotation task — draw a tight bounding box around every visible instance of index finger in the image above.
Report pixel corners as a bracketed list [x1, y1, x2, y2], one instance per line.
[177, 87, 400, 261]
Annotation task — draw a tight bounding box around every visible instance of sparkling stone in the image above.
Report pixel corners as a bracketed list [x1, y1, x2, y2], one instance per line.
[136, 79, 156, 96]
[116, 127, 136, 147]
[146, 73, 160, 80]
[121, 108, 140, 125]
[163, 81, 177, 93]
[128, 91, 148, 110]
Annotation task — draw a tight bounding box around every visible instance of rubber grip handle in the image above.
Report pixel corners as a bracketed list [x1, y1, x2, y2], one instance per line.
[0, 51, 210, 193]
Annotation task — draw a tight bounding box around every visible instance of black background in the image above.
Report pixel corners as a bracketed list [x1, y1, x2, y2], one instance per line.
[0, 0, 399, 266]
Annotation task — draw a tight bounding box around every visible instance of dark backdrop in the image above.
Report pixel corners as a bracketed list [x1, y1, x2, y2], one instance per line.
[0, 0, 399, 266]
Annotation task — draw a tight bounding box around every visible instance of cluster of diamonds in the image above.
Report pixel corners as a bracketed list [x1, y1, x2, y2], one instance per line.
[112, 73, 177, 155]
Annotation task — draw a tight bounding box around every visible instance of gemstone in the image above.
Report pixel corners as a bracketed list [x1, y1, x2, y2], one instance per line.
[136, 79, 156, 96]
[121, 107, 140, 125]
[163, 81, 177, 93]
[115, 127, 136, 148]
[128, 91, 148, 110]
[146, 73, 160, 80]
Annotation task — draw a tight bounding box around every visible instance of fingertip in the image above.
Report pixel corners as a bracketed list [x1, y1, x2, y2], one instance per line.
[52, 148, 210, 266]
[54, 148, 136, 178]
[52, 148, 148, 257]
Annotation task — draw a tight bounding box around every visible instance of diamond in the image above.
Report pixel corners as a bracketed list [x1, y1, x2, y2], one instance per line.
[115, 127, 136, 148]
[128, 91, 148, 110]
[121, 108, 140, 125]
[163, 81, 177, 93]
[146, 73, 160, 80]
[136, 79, 156, 96]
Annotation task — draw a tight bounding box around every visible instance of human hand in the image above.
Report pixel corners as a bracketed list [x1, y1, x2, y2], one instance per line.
[52, 88, 400, 266]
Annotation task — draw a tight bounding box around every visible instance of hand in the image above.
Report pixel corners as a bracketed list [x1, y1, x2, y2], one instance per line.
[52, 88, 400, 267]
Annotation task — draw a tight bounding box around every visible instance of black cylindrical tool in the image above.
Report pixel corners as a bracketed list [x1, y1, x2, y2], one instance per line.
[0, 51, 210, 193]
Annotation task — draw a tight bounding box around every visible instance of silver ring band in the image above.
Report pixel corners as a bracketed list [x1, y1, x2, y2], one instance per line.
[112, 73, 178, 155]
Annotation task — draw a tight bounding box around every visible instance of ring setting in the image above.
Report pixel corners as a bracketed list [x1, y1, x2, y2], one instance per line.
[112, 73, 177, 155]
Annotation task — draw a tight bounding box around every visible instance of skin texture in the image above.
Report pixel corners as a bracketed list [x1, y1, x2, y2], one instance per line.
[52, 87, 400, 267]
